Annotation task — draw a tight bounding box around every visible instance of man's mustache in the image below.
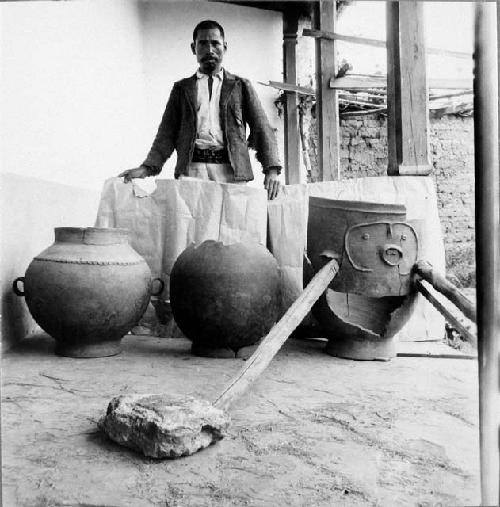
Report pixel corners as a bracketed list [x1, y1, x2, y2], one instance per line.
[202, 55, 218, 62]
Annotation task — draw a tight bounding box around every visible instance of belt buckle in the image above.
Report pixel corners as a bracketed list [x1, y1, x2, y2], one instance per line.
[195, 147, 224, 162]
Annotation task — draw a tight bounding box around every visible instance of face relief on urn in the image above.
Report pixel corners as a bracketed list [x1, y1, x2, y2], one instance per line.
[307, 198, 421, 361]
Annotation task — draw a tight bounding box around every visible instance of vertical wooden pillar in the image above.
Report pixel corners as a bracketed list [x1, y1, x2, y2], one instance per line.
[314, 0, 340, 181]
[474, 4, 500, 505]
[386, 1, 432, 176]
[283, 9, 301, 184]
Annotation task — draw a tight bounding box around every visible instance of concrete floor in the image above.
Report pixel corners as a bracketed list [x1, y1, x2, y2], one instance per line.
[2, 333, 480, 507]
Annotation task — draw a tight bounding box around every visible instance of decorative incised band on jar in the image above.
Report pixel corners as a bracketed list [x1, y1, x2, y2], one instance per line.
[32, 257, 146, 266]
[13, 227, 159, 358]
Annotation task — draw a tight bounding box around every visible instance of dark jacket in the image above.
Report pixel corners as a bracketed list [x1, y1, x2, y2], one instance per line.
[142, 70, 282, 182]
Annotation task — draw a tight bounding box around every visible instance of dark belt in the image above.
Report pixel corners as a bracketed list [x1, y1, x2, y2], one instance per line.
[192, 147, 229, 164]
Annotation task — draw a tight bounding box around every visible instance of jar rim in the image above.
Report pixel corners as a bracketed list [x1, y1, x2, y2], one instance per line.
[54, 227, 130, 245]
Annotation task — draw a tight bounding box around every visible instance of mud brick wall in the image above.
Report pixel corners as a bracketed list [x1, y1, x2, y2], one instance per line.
[430, 116, 475, 286]
[308, 114, 475, 286]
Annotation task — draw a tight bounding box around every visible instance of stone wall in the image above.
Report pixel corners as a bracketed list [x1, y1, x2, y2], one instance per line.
[308, 114, 475, 286]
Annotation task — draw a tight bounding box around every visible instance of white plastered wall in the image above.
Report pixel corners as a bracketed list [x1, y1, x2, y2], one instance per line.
[0, 0, 285, 349]
[1, 0, 148, 190]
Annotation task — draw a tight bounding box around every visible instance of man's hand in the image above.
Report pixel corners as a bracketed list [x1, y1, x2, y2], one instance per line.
[264, 169, 281, 200]
[118, 165, 151, 183]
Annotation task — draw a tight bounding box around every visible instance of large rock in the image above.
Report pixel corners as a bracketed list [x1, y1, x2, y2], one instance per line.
[99, 394, 230, 458]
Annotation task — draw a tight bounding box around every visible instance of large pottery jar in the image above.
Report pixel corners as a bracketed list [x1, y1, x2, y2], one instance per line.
[307, 198, 420, 361]
[170, 240, 281, 358]
[13, 227, 158, 358]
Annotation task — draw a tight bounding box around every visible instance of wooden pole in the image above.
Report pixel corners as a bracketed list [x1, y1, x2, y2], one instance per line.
[414, 260, 477, 323]
[386, 1, 401, 175]
[415, 281, 477, 347]
[283, 8, 301, 184]
[314, 0, 340, 181]
[214, 258, 339, 412]
[474, 3, 500, 505]
[386, 1, 432, 176]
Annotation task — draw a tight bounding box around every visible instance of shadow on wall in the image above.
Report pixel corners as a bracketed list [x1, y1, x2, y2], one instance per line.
[0, 173, 101, 351]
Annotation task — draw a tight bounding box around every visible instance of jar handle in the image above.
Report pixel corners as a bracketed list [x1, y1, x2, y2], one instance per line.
[151, 278, 165, 297]
[13, 277, 25, 296]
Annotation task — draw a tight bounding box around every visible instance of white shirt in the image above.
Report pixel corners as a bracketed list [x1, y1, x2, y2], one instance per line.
[195, 69, 224, 150]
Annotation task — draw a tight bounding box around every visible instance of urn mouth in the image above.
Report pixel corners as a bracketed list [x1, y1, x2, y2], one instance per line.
[54, 227, 130, 245]
[309, 197, 407, 216]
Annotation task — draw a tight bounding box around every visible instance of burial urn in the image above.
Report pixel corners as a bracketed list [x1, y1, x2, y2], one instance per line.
[170, 240, 281, 356]
[13, 227, 158, 358]
[307, 198, 420, 360]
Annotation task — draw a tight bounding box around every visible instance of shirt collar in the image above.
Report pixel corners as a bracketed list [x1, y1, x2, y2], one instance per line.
[196, 68, 224, 81]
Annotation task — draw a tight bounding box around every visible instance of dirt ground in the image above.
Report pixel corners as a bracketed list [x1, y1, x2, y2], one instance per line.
[2, 333, 479, 507]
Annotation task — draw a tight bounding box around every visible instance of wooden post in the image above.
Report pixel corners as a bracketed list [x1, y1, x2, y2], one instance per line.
[314, 0, 340, 181]
[474, 4, 500, 505]
[386, 1, 432, 176]
[283, 8, 301, 184]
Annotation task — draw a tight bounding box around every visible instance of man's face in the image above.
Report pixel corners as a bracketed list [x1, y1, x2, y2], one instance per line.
[191, 28, 227, 74]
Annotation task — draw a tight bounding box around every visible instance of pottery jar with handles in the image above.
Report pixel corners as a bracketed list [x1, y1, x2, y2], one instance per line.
[13, 227, 163, 358]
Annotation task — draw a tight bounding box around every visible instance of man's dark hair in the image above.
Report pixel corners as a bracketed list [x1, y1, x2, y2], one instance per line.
[193, 20, 225, 42]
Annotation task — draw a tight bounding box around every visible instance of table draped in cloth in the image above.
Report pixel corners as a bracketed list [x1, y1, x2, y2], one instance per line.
[95, 176, 444, 340]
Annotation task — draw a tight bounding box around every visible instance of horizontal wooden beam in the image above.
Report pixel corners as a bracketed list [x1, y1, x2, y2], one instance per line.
[339, 97, 383, 107]
[341, 108, 387, 117]
[262, 79, 473, 99]
[429, 90, 473, 100]
[331, 76, 386, 89]
[259, 80, 315, 96]
[304, 28, 386, 47]
[330, 76, 473, 90]
[397, 339, 476, 359]
[341, 90, 388, 101]
[303, 28, 472, 60]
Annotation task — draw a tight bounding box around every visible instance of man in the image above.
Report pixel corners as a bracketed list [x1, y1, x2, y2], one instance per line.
[119, 19, 282, 200]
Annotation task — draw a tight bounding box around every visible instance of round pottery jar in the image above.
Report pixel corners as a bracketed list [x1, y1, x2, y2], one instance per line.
[170, 240, 281, 355]
[13, 227, 159, 358]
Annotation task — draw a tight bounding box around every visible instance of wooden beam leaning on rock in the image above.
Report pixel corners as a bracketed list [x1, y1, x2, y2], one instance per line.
[99, 258, 340, 459]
